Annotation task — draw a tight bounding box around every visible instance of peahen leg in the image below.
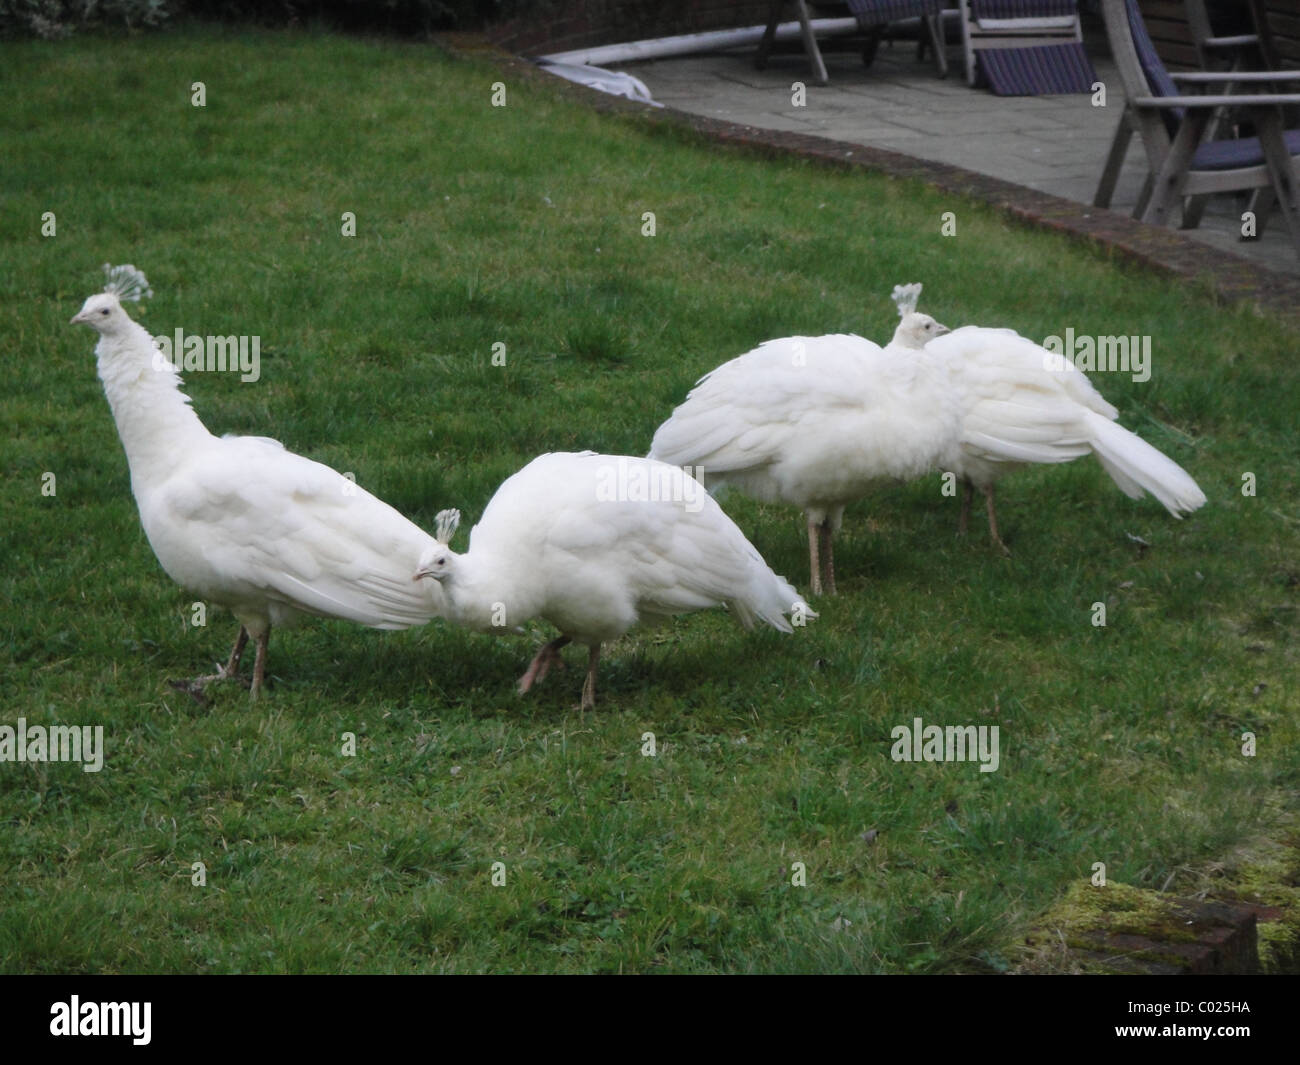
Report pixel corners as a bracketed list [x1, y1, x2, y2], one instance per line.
[580, 645, 602, 711]
[173, 625, 250, 701]
[807, 515, 823, 596]
[820, 519, 837, 596]
[518, 635, 572, 694]
[958, 477, 974, 536]
[250, 626, 271, 699]
[985, 485, 1011, 557]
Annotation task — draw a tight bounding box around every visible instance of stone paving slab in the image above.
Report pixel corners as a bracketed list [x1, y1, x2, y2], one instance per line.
[622, 41, 1299, 278]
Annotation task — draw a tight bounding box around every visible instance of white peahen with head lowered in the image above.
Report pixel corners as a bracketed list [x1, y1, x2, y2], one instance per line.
[648, 317, 964, 595]
[884, 283, 1207, 553]
[413, 452, 813, 710]
[71, 264, 445, 698]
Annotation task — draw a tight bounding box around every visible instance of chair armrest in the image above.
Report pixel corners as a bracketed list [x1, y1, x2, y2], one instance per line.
[972, 16, 1077, 30]
[1170, 70, 1300, 83]
[1201, 35, 1260, 50]
[1133, 94, 1300, 107]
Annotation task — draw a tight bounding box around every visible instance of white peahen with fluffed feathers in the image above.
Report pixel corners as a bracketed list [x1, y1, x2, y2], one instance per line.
[648, 314, 963, 595]
[413, 452, 812, 709]
[72, 265, 445, 698]
[884, 283, 1207, 553]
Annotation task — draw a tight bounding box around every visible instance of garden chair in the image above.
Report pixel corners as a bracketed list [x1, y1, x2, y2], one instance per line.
[757, 0, 832, 84]
[1184, 0, 1263, 73]
[1092, 0, 1300, 260]
[958, 0, 1096, 93]
[756, 0, 948, 85]
[1181, 0, 1271, 222]
[847, 0, 949, 77]
[1252, 1, 1300, 72]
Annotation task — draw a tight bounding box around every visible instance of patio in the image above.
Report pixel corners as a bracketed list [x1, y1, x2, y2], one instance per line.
[616, 28, 1300, 278]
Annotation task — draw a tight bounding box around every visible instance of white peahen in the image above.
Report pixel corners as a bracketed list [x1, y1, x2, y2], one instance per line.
[648, 327, 964, 595]
[413, 452, 812, 709]
[71, 264, 445, 698]
[884, 283, 1207, 553]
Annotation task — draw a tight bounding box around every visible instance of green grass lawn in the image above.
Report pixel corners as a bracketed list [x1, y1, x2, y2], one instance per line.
[1, 24, 1297, 974]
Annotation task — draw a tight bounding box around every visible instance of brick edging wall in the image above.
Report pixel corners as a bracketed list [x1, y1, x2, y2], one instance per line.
[488, 0, 777, 57]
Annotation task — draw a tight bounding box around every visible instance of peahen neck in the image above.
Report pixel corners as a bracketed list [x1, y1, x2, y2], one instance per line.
[442, 550, 532, 633]
[95, 319, 213, 494]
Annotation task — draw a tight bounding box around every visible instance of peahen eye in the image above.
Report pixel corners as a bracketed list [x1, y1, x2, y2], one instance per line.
[100, 308, 109, 315]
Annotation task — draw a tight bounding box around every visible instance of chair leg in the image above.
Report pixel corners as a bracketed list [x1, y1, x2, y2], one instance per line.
[1254, 110, 1300, 259]
[862, 28, 882, 68]
[1141, 113, 1208, 227]
[926, 14, 948, 78]
[1134, 173, 1155, 218]
[959, 0, 978, 87]
[793, 0, 828, 85]
[756, 0, 785, 71]
[1248, 187, 1276, 238]
[1094, 113, 1134, 208]
[1182, 193, 1209, 229]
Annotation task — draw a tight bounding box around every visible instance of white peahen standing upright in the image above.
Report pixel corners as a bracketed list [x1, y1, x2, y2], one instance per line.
[71, 264, 445, 698]
[648, 326, 964, 595]
[413, 452, 812, 710]
[883, 283, 1207, 553]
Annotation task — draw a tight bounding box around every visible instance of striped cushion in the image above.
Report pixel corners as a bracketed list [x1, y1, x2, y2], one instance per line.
[978, 42, 1097, 95]
[846, 0, 944, 28]
[971, 0, 1077, 18]
[1192, 127, 1300, 170]
[1125, 0, 1178, 101]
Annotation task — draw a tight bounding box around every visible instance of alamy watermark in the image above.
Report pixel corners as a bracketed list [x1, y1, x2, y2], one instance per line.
[595, 458, 706, 513]
[890, 716, 1000, 773]
[1042, 327, 1151, 383]
[0, 718, 104, 773]
[151, 329, 260, 382]
[50, 997, 150, 1045]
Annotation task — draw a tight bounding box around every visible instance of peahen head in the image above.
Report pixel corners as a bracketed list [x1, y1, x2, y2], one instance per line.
[413, 509, 462, 583]
[887, 282, 947, 350]
[891, 312, 949, 350]
[71, 264, 153, 337]
[71, 292, 133, 335]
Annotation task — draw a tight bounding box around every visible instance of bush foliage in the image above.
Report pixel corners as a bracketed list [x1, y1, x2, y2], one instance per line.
[0, 0, 515, 38]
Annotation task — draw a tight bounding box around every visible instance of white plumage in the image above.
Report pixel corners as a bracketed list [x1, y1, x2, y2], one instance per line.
[413, 452, 811, 709]
[648, 332, 963, 594]
[71, 265, 444, 698]
[884, 285, 1207, 552]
